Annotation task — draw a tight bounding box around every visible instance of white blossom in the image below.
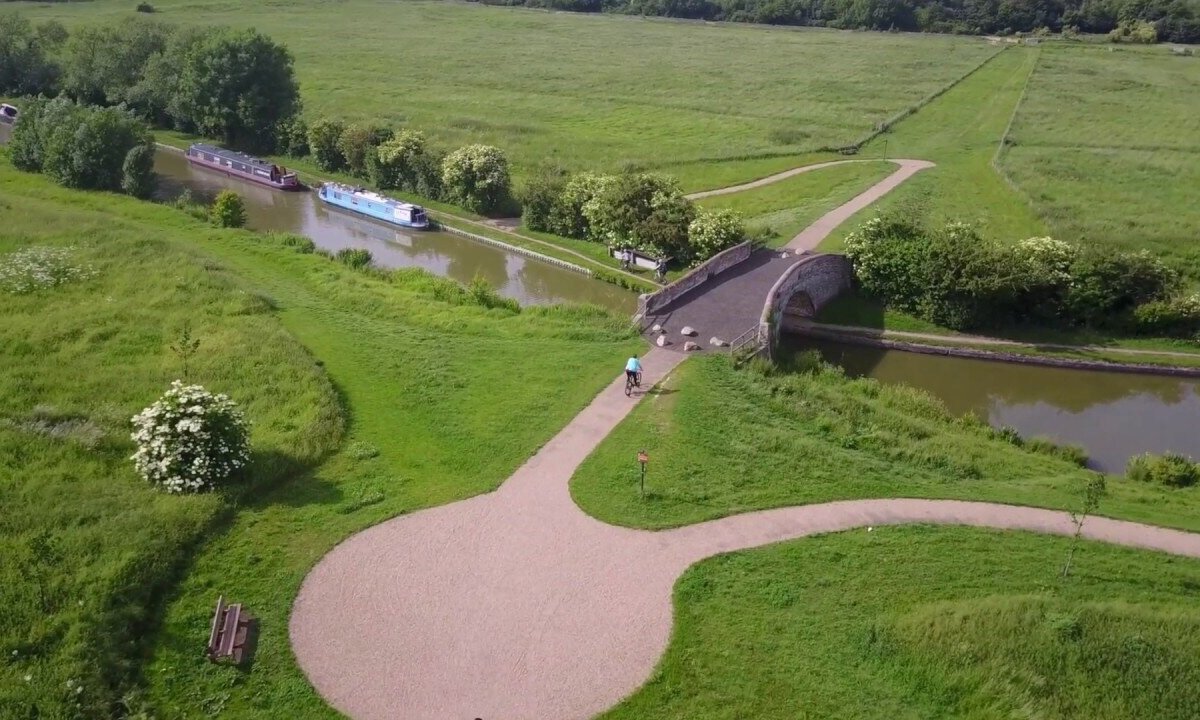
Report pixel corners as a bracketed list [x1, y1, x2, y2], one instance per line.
[130, 381, 250, 493]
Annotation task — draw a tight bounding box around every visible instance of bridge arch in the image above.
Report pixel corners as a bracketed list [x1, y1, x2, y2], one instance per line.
[758, 253, 853, 358]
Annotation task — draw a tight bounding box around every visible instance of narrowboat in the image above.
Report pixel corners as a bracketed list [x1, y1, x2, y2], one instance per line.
[0, 104, 18, 125]
[316, 182, 430, 230]
[185, 143, 301, 190]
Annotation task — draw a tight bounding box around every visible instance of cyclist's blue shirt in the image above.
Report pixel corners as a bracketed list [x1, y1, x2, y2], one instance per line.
[626, 357, 642, 372]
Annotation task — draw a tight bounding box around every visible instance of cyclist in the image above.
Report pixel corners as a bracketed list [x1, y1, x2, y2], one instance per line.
[625, 354, 643, 388]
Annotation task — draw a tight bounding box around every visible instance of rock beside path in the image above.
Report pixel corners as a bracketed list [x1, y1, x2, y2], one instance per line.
[684, 341, 701, 352]
[709, 337, 729, 347]
[651, 324, 664, 334]
[680, 326, 697, 337]
[656, 335, 671, 347]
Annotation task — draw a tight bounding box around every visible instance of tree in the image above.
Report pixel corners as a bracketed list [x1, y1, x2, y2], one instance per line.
[441, 144, 512, 214]
[122, 143, 157, 199]
[338, 122, 393, 178]
[688, 209, 746, 260]
[43, 106, 153, 192]
[519, 164, 568, 232]
[550, 171, 610, 238]
[127, 26, 211, 127]
[308, 118, 346, 172]
[0, 12, 60, 96]
[61, 19, 172, 106]
[1066, 248, 1179, 326]
[582, 172, 696, 260]
[370, 130, 429, 191]
[278, 114, 310, 157]
[210, 190, 247, 228]
[171, 27, 300, 151]
[1060, 473, 1107, 580]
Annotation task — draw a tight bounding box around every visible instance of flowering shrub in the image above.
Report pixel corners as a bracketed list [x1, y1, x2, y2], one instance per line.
[441, 144, 511, 214]
[0, 246, 97, 294]
[688, 209, 745, 259]
[130, 381, 250, 493]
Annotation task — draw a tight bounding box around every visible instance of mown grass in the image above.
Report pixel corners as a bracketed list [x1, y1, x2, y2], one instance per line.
[820, 46, 1046, 251]
[602, 525, 1200, 720]
[0, 162, 343, 718]
[25, 0, 998, 187]
[696, 160, 894, 247]
[999, 46, 1200, 280]
[570, 355, 1200, 530]
[0, 158, 640, 718]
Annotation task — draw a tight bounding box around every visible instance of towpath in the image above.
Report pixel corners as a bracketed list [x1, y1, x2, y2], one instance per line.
[290, 346, 1200, 720]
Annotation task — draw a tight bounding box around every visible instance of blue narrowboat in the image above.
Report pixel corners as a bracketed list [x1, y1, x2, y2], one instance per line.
[317, 182, 430, 229]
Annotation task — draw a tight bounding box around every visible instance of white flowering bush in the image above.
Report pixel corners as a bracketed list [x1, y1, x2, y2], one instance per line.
[688, 209, 745, 259]
[1015, 236, 1077, 285]
[130, 381, 250, 493]
[0, 246, 97, 294]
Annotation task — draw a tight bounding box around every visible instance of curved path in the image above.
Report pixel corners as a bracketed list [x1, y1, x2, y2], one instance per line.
[685, 158, 935, 251]
[290, 347, 1200, 720]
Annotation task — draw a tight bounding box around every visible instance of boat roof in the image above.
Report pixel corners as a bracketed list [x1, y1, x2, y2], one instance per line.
[324, 182, 424, 210]
[189, 143, 280, 170]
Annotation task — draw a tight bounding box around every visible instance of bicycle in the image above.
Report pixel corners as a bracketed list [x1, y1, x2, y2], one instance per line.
[624, 371, 642, 397]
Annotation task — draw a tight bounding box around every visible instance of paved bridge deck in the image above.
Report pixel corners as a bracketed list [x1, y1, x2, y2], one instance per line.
[642, 249, 800, 351]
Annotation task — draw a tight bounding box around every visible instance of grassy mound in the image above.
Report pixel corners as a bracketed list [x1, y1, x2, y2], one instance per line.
[885, 596, 1200, 719]
[0, 158, 639, 718]
[601, 526, 1200, 720]
[0, 168, 342, 717]
[570, 354, 1200, 530]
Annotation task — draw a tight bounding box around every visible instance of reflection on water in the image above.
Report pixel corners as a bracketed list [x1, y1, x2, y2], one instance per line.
[153, 149, 634, 311]
[792, 337, 1200, 473]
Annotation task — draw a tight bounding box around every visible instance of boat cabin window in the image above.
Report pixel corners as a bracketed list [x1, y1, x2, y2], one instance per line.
[333, 192, 341, 200]
[204, 154, 215, 162]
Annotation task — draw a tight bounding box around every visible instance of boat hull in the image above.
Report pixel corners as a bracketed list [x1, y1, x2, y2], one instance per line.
[186, 154, 303, 191]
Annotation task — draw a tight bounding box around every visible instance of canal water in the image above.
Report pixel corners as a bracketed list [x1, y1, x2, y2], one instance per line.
[792, 337, 1200, 473]
[152, 149, 634, 311]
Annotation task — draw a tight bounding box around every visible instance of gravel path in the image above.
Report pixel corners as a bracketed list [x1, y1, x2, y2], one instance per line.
[290, 346, 1200, 720]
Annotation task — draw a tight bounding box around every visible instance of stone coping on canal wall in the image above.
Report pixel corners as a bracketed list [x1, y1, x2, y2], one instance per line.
[793, 322, 1200, 378]
[634, 241, 753, 323]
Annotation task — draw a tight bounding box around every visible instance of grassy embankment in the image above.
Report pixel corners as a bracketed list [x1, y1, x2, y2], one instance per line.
[601, 526, 1200, 720]
[571, 356, 1200, 531]
[0, 157, 639, 719]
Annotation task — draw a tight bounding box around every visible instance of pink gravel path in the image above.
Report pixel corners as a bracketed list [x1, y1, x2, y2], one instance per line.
[290, 346, 1200, 720]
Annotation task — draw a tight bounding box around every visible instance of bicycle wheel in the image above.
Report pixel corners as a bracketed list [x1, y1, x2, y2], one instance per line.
[625, 376, 633, 397]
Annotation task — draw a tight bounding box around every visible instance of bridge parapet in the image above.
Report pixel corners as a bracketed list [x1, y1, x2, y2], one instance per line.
[634, 241, 754, 324]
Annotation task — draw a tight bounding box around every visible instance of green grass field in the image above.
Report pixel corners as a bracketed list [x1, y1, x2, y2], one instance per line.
[570, 356, 1200, 531]
[20, 0, 999, 187]
[602, 526, 1200, 720]
[999, 45, 1200, 279]
[0, 156, 639, 719]
[695, 160, 894, 246]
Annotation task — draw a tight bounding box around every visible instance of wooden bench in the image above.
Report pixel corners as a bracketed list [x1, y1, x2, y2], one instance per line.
[206, 595, 250, 664]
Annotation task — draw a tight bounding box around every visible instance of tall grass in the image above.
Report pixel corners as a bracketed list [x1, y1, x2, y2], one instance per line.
[999, 46, 1200, 281]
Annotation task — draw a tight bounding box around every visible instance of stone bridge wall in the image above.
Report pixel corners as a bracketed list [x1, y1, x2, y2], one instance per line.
[758, 253, 853, 360]
[634, 241, 753, 323]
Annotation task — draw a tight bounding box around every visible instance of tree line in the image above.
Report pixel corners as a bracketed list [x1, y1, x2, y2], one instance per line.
[0, 12, 300, 153]
[475, 0, 1200, 43]
[844, 212, 1200, 338]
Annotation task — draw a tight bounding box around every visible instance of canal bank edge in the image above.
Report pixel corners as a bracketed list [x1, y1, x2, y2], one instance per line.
[793, 322, 1200, 378]
[153, 141, 660, 293]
